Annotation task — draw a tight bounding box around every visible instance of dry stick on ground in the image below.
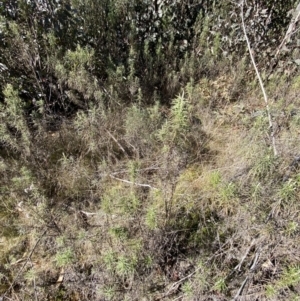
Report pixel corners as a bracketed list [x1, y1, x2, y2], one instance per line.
[240, 0, 278, 157]
[109, 174, 158, 190]
[29, 259, 38, 301]
[161, 266, 202, 299]
[106, 129, 129, 157]
[3, 229, 47, 301]
[234, 239, 256, 272]
[232, 248, 262, 301]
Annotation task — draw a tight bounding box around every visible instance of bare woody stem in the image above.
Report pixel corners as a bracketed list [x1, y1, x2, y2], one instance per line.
[240, 0, 278, 157]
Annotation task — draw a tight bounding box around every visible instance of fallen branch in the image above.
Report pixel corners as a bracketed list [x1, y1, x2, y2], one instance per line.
[234, 240, 255, 272]
[109, 174, 158, 190]
[80, 210, 97, 216]
[3, 229, 47, 300]
[106, 129, 129, 157]
[162, 266, 203, 299]
[233, 276, 249, 300]
[110, 166, 160, 176]
[29, 259, 38, 301]
[232, 245, 261, 300]
[55, 268, 65, 288]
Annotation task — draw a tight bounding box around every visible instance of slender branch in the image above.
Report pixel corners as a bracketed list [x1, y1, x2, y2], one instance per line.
[234, 240, 255, 272]
[3, 229, 47, 300]
[250, 248, 261, 270]
[29, 259, 38, 301]
[240, 0, 278, 157]
[274, 3, 300, 60]
[110, 166, 160, 176]
[232, 244, 261, 300]
[233, 276, 249, 300]
[109, 174, 158, 190]
[55, 268, 65, 288]
[163, 265, 204, 298]
[80, 210, 97, 216]
[172, 295, 185, 301]
[106, 130, 129, 157]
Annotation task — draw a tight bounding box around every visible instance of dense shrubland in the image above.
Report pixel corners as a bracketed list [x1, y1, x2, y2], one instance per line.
[1, 0, 300, 300]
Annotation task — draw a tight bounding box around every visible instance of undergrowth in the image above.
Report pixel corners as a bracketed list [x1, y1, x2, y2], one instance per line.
[1, 72, 300, 300]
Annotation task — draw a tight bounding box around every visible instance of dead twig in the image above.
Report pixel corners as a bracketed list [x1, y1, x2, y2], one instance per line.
[29, 259, 38, 301]
[109, 174, 158, 190]
[274, 3, 300, 60]
[55, 268, 65, 289]
[234, 240, 255, 272]
[232, 245, 261, 300]
[163, 266, 202, 298]
[233, 276, 249, 301]
[80, 210, 97, 216]
[240, 0, 278, 157]
[106, 129, 129, 157]
[3, 229, 47, 300]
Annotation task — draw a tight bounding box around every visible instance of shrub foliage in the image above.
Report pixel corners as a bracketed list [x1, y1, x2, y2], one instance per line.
[1, 0, 300, 300]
